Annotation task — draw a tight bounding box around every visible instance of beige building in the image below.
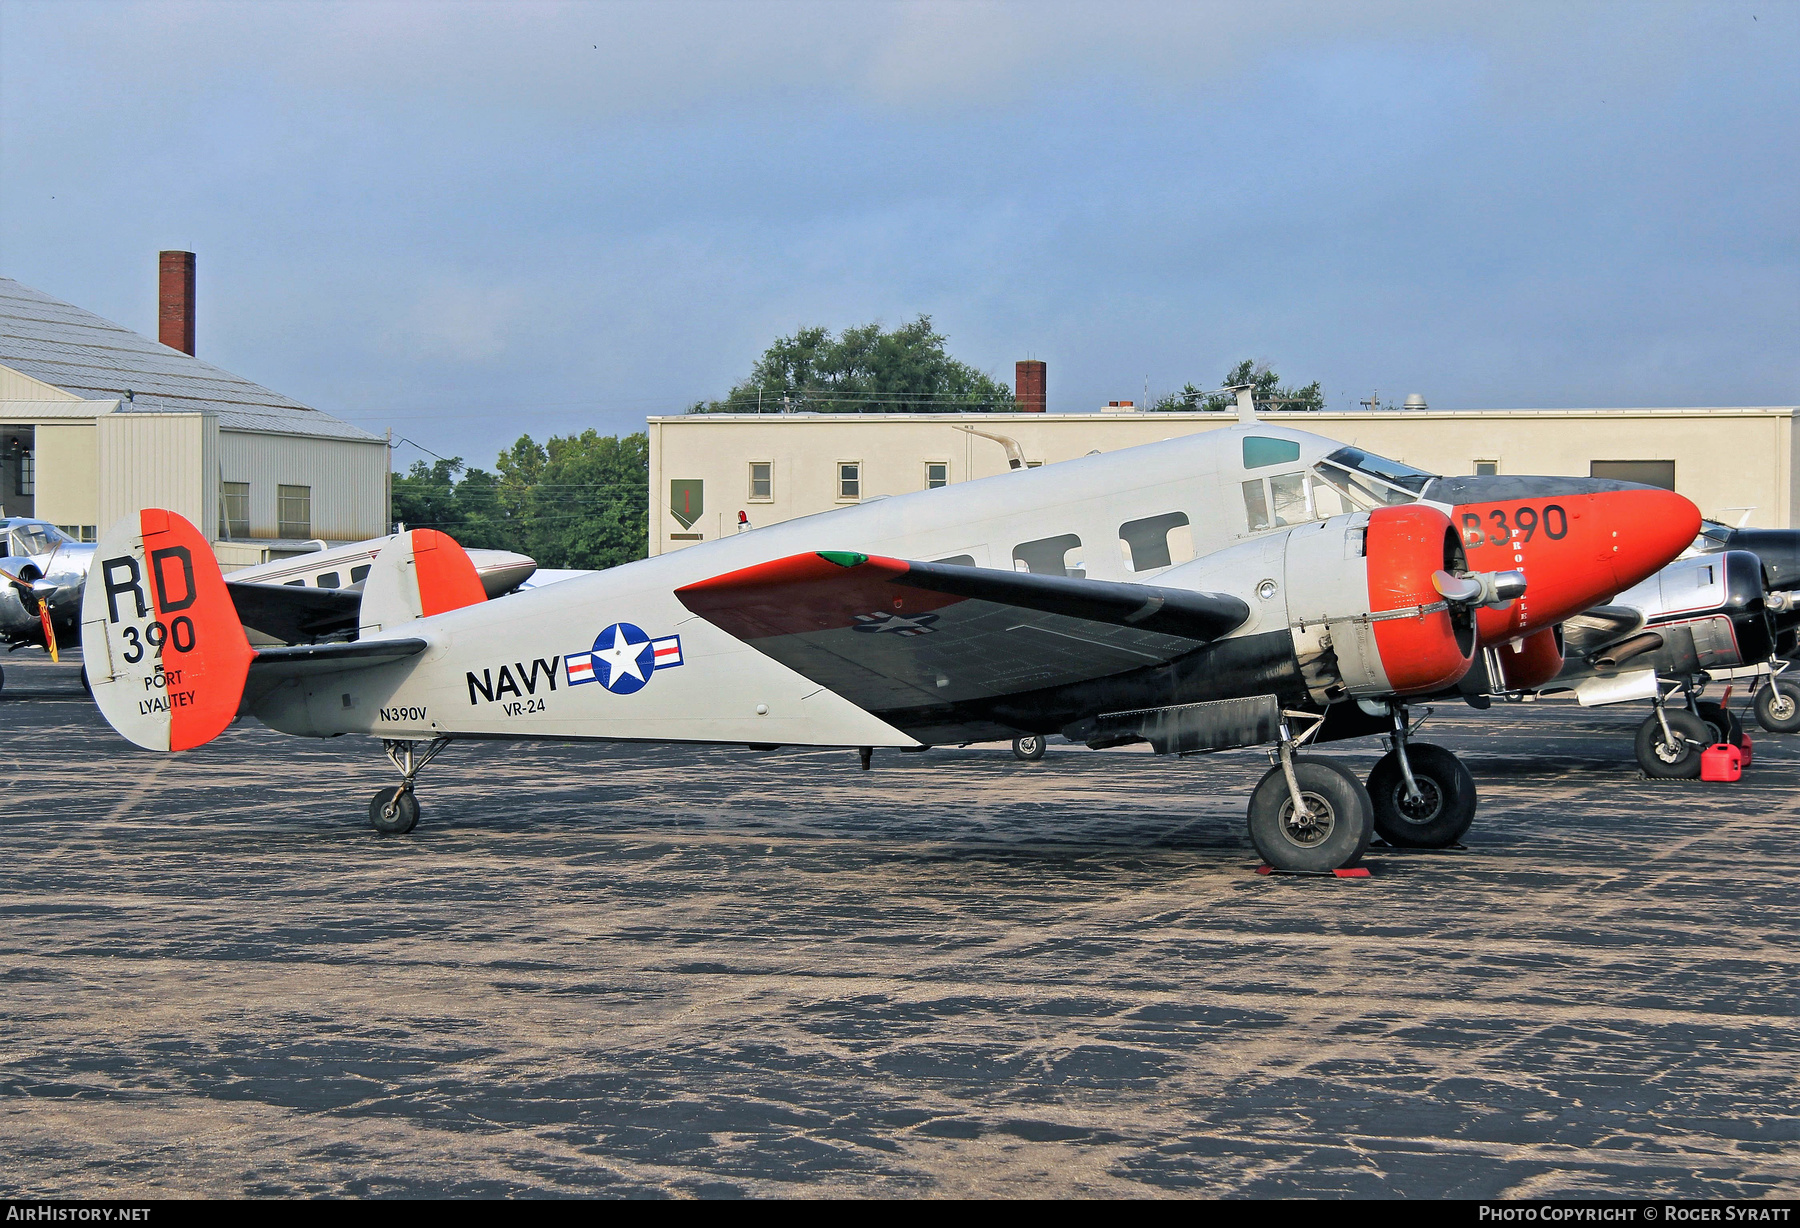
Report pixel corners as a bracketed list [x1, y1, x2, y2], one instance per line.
[647, 406, 1800, 553]
[1, 269, 388, 567]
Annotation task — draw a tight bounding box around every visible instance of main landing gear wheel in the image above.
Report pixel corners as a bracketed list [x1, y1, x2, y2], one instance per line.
[1753, 679, 1800, 734]
[1247, 758, 1373, 873]
[1367, 742, 1477, 849]
[1634, 709, 1710, 779]
[369, 785, 419, 835]
[1012, 734, 1047, 761]
[1693, 700, 1744, 747]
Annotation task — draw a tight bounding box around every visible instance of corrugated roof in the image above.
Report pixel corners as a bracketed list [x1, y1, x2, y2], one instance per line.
[0, 276, 379, 442]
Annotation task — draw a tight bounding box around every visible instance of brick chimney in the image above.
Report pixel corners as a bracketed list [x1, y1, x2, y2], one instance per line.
[159, 251, 196, 354]
[1015, 359, 1046, 413]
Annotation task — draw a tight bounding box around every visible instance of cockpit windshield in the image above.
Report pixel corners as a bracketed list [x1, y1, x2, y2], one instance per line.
[7, 523, 71, 558]
[1308, 447, 1437, 510]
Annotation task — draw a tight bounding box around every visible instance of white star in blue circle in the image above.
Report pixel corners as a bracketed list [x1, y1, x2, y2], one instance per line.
[591, 623, 656, 694]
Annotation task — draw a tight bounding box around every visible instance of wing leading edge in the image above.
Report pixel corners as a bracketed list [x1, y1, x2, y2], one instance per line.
[675, 551, 1249, 715]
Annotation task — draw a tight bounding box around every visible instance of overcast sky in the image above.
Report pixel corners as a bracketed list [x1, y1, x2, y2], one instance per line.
[2, 1, 1795, 468]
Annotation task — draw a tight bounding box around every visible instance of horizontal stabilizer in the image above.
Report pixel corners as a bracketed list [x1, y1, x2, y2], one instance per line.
[228, 581, 360, 643]
[249, 637, 428, 681]
[675, 551, 1247, 715]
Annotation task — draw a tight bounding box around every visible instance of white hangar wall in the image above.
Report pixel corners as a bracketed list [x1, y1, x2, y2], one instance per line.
[217, 430, 389, 542]
[96, 412, 219, 537]
[646, 407, 1800, 554]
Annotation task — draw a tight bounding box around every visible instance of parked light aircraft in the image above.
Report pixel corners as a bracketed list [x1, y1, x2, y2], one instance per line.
[81, 410, 1696, 872]
[1, 518, 534, 683]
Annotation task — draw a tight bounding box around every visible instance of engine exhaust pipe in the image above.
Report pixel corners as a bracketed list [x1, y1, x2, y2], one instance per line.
[1594, 631, 1664, 669]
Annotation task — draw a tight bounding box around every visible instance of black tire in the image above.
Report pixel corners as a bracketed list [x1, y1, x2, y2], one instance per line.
[79, 669, 91, 698]
[0, 663, 5, 693]
[1634, 709, 1710, 779]
[1693, 700, 1743, 747]
[369, 786, 419, 835]
[1753, 679, 1800, 734]
[1367, 742, 1478, 849]
[1012, 734, 1047, 761]
[1247, 758, 1374, 872]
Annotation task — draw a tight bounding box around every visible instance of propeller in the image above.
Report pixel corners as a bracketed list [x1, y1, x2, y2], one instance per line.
[0, 564, 60, 663]
[1433, 568, 1527, 609]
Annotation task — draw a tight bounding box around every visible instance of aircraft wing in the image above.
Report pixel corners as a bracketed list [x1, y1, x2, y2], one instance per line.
[674, 551, 1249, 713]
[227, 580, 361, 643]
[1560, 604, 1646, 659]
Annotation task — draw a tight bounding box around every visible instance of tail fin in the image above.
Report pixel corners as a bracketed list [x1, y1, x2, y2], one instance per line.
[359, 528, 487, 635]
[81, 510, 254, 752]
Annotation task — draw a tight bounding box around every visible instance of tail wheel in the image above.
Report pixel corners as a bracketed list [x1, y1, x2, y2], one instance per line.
[1634, 709, 1710, 779]
[1693, 700, 1743, 747]
[1367, 742, 1477, 849]
[1247, 758, 1373, 873]
[1011, 735, 1047, 761]
[369, 786, 420, 835]
[1753, 679, 1800, 734]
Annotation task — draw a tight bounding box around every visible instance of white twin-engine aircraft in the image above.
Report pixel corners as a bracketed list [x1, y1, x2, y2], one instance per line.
[81, 417, 1696, 873]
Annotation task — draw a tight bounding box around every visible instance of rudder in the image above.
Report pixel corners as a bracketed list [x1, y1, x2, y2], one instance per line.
[359, 528, 488, 634]
[81, 510, 254, 751]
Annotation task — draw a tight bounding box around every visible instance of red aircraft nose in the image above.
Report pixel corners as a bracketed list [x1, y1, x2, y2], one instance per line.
[1432, 477, 1700, 644]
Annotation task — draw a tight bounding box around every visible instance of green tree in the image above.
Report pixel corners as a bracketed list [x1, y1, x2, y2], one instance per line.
[690, 315, 1015, 414]
[390, 430, 650, 571]
[1149, 360, 1324, 412]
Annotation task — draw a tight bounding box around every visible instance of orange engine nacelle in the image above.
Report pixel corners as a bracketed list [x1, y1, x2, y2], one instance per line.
[1366, 505, 1480, 696]
[1492, 626, 1565, 691]
[1285, 504, 1477, 702]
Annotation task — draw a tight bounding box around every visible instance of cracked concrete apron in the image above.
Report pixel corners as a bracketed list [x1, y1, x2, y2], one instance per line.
[2, 656, 1796, 1197]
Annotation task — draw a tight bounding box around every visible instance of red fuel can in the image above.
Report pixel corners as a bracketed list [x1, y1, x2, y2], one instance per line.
[1700, 743, 1743, 782]
[1738, 734, 1753, 766]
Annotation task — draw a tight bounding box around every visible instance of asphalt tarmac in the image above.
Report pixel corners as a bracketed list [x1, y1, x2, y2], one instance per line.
[2, 649, 1796, 1198]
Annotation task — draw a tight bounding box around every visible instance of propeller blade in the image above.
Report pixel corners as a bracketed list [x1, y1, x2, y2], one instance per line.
[39, 602, 57, 663]
[1432, 569, 1484, 603]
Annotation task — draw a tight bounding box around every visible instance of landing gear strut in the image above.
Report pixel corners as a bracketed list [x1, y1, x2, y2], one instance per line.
[1367, 706, 1477, 849]
[370, 737, 450, 835]
[1754, 672, 1800, 734]
[1246, 712, 1373, 872]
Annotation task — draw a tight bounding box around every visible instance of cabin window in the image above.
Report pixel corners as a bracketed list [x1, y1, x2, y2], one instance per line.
[935, 554, 975, 567]
[277, 484, 311, 539]
[1243, 437, 1301, 469]
[283, 579, 304, 587]
[1119, 512, 1194, 572]
[317, 572, 341, 589]
[350, 565, 371, 583]
[1242, 480, 1271, 532]
[838, 462, 861, 500]
[925, 461, 949, 490]
[220, 481, 250, 539]
[1590, 460, 1675, 490]
[748, 461, 772, 501]
[1014, 533, 1084, 578]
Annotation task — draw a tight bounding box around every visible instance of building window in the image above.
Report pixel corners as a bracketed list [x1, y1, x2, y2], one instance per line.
[1474, 460, 1498, 476]
[925, 461, 949, 489]
[221, 481, 250, 538]
[17, 451, 32, 496]
[277, 484, 311, 539]
[56, 525, 97, 543]
[1014, 533, 1084, 578]
[1119, 512, 1194, 572]
[748, 461, 772, 501]
[1591, 460, 1676, 490]
[838, 462, 861, 500]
